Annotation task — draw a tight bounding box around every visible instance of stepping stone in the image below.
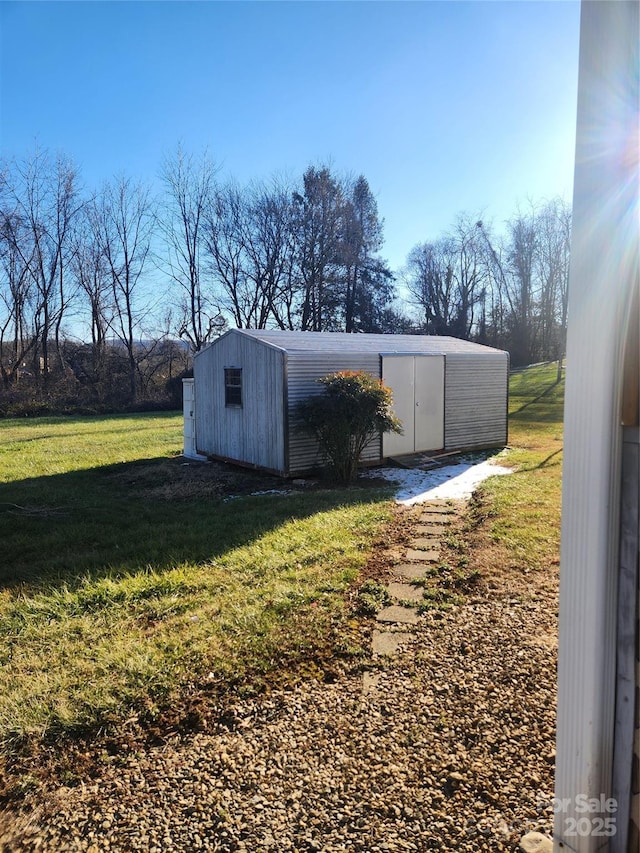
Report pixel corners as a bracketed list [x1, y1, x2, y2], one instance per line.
[383, 548, 405, 562]
[421, 502, 455, 512]
[372, 629, 414, 656]
[393, 563, 429, 580]
[406, 548, 440, 562]
[411, 537, 441, 551]
[376, 605, 420, 624]
[418, 513, 451, 524]
[387, 582, 424, 603]
[415, 525, 445, 537]
[519, 833, 553, 853]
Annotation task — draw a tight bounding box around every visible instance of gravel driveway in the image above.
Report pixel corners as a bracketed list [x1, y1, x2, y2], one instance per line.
[0, 503, 558, 853]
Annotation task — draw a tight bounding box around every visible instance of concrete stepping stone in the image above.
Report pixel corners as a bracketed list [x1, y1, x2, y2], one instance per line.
[418, 513, 451, 524]
[421, 502, 455, 512]
[414, 524, 445, 536]
[415, 524, 447, 536]
[393, 563, 429, 580]
[406, 548, 440, 562]
[382, 548, 405, 563]
[519, 833, 553, 853]
[376, 605, 420, 624]
[372, 629, 414, 656]
[411, 537, 441, 551]
[387, 582, 424, 603]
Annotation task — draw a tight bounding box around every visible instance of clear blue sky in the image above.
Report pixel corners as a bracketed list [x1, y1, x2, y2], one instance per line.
[0, 0, 580, 275]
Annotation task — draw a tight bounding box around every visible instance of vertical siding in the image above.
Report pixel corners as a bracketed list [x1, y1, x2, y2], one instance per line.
[554, 3, 639, 849]
[193, 333, 285, 472]
[443, 352, 509, 450]
[285, 352, 382, 475]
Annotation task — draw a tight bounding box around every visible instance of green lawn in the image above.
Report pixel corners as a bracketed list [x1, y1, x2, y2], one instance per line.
[0, 413, 393, 750]
[473, 363, 564, 573]
[0, 364, 565, 758]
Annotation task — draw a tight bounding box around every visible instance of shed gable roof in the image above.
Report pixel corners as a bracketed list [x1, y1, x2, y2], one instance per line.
[228, 329, 507, 356]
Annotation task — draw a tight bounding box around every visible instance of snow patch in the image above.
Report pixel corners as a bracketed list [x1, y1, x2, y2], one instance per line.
[223, 489, 293, 503]
[362, 459, 512, 505]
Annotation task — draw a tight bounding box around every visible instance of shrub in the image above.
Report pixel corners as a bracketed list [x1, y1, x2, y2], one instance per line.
[297, 371, 402, 482]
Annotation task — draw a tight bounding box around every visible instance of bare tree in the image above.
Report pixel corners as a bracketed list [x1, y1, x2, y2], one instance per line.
[535, 198, 571, 380]
[242, 177, 298, 329]
[204, 181, 258, 328]
[1, 149, 82, 385]
[447, 214, 488, 339]
[0, 203, 38, 386]
[475, 219, 509, 348]
[71, 201, 113, 392]
[476, 200, 571, 366]
[504, 203, 538, 365]
[159, 145, 225, 352]
[405, 217, 486, 340]
[95, 176, 155, 402]
[405, 239, 457, 335]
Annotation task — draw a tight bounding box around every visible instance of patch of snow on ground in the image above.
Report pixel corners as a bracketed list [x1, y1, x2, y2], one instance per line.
[250, 489, 293, 497]
[223, 489, 293, 502]
[362, 459, 512, 505]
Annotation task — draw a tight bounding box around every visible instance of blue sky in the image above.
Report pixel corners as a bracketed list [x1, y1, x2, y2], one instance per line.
[0, 1, 581, 275]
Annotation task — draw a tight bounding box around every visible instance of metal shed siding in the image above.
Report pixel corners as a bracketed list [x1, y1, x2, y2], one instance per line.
[443, 352, 509, 450]
[191, 330, 509, 476]
[194, 332, 285, 471]
[285, 351, 382, 475]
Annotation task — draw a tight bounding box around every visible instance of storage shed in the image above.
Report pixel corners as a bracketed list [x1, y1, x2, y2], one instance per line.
[189, 329, 509, 476]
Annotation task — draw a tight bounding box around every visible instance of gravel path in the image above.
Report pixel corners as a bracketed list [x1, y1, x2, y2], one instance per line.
[0, 503, 558, 853]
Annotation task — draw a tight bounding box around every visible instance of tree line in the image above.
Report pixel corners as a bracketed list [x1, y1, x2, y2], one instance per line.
[404, 199, 571, 371]
[0, 145, 570, 414]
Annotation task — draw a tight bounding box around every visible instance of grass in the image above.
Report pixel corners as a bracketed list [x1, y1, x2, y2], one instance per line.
[0, 363, 565, 764]
[0, 413, 393, 752]
[470, 362, 564, 578]
[0, 412, 181, 482]
[414, 362, 564, 611]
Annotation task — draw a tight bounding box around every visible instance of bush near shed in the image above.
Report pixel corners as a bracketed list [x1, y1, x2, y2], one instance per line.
[298, 371, 402, 482]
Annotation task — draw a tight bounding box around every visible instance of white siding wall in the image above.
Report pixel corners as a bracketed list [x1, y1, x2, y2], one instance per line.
[193, 333, 285, 473]
[554, 3, 639, 850]
[285, 352, 382, 475]
[444, 352, 509, 450]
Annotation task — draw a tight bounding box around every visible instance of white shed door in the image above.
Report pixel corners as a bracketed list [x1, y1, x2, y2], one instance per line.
[414, 355, 445, 451]
[382, 355, 444, 456]
[382, 356, 415, 457]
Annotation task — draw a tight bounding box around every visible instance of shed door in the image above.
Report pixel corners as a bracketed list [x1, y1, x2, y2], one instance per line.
[382, 356, 444, 456]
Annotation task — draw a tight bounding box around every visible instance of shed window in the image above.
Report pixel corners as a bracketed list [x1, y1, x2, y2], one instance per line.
[224, 368, 242, 407]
